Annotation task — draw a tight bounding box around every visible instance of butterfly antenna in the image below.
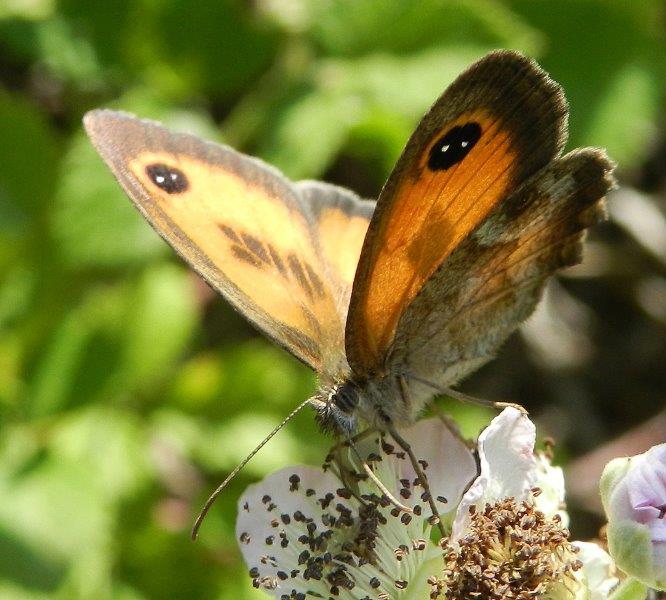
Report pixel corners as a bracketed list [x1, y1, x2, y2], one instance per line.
[191, 397, 313, 540]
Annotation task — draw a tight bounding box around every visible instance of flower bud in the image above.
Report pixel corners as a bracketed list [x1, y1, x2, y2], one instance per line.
[600, 443, 666, 590]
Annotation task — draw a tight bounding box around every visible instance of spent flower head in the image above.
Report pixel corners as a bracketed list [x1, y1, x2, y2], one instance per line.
[237, 408, 616, 599]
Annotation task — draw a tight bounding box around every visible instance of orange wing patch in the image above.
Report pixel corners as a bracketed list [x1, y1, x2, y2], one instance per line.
[346, 51, 568, 374]
[317, 205, 371, 292]
[353, 109, 515, 367]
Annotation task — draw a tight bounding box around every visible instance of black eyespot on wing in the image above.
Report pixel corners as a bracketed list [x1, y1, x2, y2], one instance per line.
[428, 122, 482, 171]
[146, 163, 189, 193]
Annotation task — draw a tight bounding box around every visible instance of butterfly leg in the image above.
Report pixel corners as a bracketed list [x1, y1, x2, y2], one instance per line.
[387, 423, 446, 538]
[326, 427, 375, 455]
[409, 373, 527, 414]
[326, 427, 414, 513]
[428, 401, 468, 444]
[391, 375, 447, 537]
[325, 427, 375, 505]
[442, 386, 528, 414]
[329, 443, 369, 508]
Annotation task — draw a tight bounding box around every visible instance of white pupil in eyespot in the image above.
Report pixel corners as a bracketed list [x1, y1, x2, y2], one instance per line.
[441, 144, 450, 152]
[156, 175, 165, 183]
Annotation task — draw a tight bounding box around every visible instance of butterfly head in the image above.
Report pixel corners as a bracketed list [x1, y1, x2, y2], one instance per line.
[310, 381, 361, 436]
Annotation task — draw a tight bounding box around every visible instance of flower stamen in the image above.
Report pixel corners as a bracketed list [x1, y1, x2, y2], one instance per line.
[433, 494, 582, 599]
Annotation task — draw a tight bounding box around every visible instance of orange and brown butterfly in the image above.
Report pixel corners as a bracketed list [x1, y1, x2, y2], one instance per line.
[84, 50, 615, 438]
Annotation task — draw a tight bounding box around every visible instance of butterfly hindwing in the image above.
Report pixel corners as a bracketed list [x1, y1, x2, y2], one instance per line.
[295, 181, 374, 315]
[345, 51, 570, 374]
[391, 148, 615, 392]
[84, 110, 349, 371]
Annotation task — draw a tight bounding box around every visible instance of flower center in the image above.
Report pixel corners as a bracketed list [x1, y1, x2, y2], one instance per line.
[432, 494, 582, 599]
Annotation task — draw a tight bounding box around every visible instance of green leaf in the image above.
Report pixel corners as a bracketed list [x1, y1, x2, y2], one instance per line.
[52, 127, 167, 269]
[119, 264, 198, 389]
[57, 0, 133, 69]
[310, 0, 542, 56]
[608, 578, 648, 600]
[258, 46, 508, 180]
[35, 17, 102, 85]
[149, 0, 278, 99]
[28, 306, 92, 418]
[0, 90, 57, 234]
[0, 0, 53, 20]
[585, 63, 660, 167]
[49, 406, 150, 500]
[509, 0, 665, 166]
[259, 88, 360, 179]
[0, 525, 65, 593]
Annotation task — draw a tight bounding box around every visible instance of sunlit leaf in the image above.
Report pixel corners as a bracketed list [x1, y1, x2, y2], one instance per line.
[28, 306, 92, 418]
[0, 90, 57, 233]
[120, 264, 198, 388]
[150, 0, 278, 99]
[585, 63, 659, 167]
[310, 0, 541, 56]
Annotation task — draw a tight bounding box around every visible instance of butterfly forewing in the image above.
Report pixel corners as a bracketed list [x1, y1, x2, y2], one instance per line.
[84, 110, 348, 372]
[345, 51, 571, 375]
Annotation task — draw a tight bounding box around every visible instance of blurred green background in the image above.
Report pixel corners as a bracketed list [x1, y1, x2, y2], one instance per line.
[0, 0, 664, 598]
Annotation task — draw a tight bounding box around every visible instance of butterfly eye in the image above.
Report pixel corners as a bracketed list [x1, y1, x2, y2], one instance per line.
[428, 122, 482, 171]
[331, 383, 359, 414]
[145, 163, 189, 193]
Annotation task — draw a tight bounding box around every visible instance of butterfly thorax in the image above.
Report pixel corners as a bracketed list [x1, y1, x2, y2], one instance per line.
[312, 374, 417, 436]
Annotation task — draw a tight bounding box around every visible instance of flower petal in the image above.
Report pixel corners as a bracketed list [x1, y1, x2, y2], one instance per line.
[626, 444, 666, 541]
[534, 452, 569, 525]
[236, 458, 443, 599]
[452, 407, 537, 539]
[574, 541, 618, 600]
[236, 465, 343, 597]
[602, 443, 666, 590]
[372, 417, 477, 518]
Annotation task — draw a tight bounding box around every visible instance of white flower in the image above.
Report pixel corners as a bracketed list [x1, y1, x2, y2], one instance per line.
[601, 443, 666, 591]
[236, 409, 617, 599]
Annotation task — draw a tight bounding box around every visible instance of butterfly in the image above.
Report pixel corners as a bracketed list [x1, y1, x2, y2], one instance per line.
[85, 49, 614, 440]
